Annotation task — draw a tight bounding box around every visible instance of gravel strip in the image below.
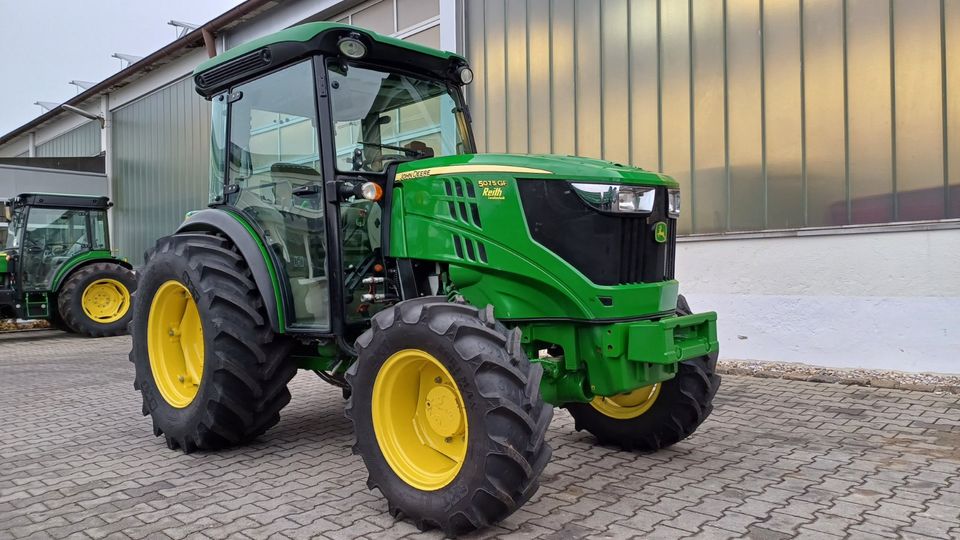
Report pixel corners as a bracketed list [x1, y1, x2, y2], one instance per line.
[0, 319, 50, 331]
[719, 359, 960, 394]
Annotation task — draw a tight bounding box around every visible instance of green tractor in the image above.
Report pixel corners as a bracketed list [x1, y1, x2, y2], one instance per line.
[130, 23, 720, 535]
[1, 193, 136, 336]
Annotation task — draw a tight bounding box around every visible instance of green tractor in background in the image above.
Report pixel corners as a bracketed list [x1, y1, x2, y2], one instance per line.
[130, 23, 720, 535]
[1, 193, 136, 336]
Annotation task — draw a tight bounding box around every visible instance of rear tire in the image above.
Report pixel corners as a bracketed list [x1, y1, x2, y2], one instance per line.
[565, 295, 720, 452]
[57, 262, 137, 337]
[347, 298, 552, 536]
[130, 232, 295, 452]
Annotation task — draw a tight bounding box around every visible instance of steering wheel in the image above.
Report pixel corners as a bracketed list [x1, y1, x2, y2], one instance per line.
[351, 147, 410, 172]
[351, 148, 409, 172]
[23, 237, 43, 253]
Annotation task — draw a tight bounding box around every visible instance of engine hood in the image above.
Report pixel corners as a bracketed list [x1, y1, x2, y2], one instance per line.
[394, 153, 678, 186]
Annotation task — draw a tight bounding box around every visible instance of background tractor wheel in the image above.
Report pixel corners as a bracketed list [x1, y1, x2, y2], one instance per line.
[347, 298, 552, 536]
[57, 262, 137, 337]
[130, 232, 295, 452]
[565, 295, 720, 452]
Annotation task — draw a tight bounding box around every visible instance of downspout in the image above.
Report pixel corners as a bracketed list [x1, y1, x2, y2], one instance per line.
[27, 132, 36, 157]
[100, 94, 116, 254]
[202, 28, 218, 58]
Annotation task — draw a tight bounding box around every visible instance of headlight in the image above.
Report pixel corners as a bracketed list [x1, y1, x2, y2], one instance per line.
[570, 183, 656, 214]
[667, 189, 681, 218]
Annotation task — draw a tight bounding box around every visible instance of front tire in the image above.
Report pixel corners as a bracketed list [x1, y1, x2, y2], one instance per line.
[130, 232, 295, 452]
[347, 299, 552, 536]
[57, 262, 137, 337]
[565, 295, 720, 452]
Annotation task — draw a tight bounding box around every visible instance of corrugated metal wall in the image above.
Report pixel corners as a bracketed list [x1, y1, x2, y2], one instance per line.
[36, 121, 101, 157]
[465, 0, 960, 234]
[111, 77, 211, 264]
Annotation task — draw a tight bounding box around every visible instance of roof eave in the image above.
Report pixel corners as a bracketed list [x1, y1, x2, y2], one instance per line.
[0, 0, 278, 147]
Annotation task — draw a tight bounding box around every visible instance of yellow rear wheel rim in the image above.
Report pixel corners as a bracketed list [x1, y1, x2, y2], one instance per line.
[590, 384, 661, 420]
[372, 349, 468, 491]
[81, 279, 130, 324]
[147, 281, 204, 408]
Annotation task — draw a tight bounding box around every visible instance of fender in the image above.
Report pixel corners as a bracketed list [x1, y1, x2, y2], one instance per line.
[176, 208, 286, 333]
[51, 251, 134, 292]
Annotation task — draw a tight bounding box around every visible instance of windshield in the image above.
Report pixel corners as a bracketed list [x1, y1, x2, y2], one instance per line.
[328, 62, 471, 173]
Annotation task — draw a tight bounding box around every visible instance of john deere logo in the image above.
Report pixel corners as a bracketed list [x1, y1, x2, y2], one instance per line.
[654, 221, 668, 243]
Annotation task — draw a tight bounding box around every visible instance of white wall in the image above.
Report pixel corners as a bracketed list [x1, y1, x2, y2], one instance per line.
[676, 224, 960, 374]
[0, 136, 29, 158]
[0, 164, 108, 199]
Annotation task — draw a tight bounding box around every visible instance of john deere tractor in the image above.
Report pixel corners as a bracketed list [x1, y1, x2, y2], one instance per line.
[1, 193, 136, 336]
[130, 23, 719, 535]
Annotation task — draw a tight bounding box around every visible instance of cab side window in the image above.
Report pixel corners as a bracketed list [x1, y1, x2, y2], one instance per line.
[226, 60, 330, 330]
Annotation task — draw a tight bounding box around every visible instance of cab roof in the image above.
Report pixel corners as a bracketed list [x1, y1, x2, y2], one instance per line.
[8, 193, 111, 210]
[193, 22, 468, 98]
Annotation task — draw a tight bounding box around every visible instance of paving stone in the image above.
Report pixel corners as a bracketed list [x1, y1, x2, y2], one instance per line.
[3, 334, 960, 539]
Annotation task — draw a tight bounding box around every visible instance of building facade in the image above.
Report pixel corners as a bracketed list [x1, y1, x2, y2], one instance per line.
[0, 0, 957, 373]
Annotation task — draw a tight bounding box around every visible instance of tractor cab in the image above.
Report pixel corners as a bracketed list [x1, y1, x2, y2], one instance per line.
[3, 194, 111, 291]
[196, 24, 474, 337]
[0, 194, 135, 336]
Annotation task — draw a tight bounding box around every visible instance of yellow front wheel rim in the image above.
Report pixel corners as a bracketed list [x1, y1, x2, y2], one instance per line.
[81, 279, 131, 323]
[372, 349, 468, 491]
[590, 384, 661, 420]
[147, 281, 204, 408]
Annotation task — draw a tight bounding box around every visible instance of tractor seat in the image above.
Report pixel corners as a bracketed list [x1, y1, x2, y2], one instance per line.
[405, 140, 435, 158]
[270, 163, 323, 216]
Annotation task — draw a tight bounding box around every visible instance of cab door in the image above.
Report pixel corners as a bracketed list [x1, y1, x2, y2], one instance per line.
[223, 60, 331, 331]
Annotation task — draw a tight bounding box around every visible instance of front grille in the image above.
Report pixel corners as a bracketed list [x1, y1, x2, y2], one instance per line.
[517, 180, 675, 286]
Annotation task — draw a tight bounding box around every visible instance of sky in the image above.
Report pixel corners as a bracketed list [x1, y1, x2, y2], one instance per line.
[0, 0, 244, 135]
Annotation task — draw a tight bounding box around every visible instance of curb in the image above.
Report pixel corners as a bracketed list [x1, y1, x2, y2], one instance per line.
[718, 363, 960, 394]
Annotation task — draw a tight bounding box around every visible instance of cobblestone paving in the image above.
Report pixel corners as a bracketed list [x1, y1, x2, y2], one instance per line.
[2, 333, 960, 539]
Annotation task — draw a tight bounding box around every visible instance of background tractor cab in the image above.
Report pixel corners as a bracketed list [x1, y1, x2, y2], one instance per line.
[130, 22, 718, 536]
[0, 194, 136, 336]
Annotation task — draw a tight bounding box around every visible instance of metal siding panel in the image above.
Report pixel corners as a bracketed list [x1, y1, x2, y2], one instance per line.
[727, 0, 764, 231]
[575, 0, 602, 159]
[894, 0, 945, 221]
[803, 0, 847, 227]
[764, 0, 804, 229]
[660, 0, 693, 234]
[36, 121, 101, 157]
[691, 0, 726, 234]
[846, 0, 894, 224]
[629, 0, 661, 170]
[457, 0, 949, 233]
[112, 77, 211, 265]
[484, 0, 508, 153]
[84, 121, 102, 155]
[397, 0, 440, 31]
[550, 0, 577, 155]
[506, 0, 529, 153]
[352, 0, 395, 34]
[601, 0, 631, 163]
[528, 0, 553, 154]
[948, 0, 960, 217]
[465, 0, 487, 151]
